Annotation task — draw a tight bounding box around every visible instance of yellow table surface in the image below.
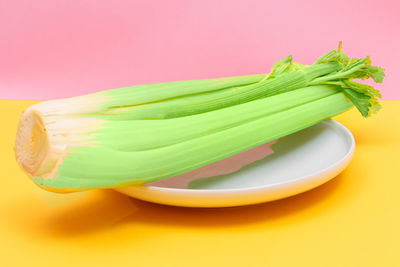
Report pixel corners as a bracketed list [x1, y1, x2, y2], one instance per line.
[0, 99, 399, 267]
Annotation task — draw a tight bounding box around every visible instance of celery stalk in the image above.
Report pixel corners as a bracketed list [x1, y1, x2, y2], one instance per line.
[14, 44, 385, 192]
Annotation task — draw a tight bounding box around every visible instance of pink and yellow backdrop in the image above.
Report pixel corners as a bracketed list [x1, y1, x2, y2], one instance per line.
[1, 0, 399, 100]
[1, 2, 400, 266]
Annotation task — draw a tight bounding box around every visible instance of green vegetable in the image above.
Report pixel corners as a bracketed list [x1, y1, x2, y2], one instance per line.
[14, 43, 384, 192]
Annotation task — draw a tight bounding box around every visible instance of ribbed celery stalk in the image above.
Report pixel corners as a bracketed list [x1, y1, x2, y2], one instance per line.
[94, 85, 339, 151]
[26, 89, 353, 191]
[96, 46, 383, 120]
[14, 44, 385, 192]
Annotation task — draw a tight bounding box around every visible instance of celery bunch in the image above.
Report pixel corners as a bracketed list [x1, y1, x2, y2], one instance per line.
[14, 44, 385, 192]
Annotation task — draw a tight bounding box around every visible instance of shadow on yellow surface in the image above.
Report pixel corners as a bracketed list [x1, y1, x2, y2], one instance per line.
[4, 173, 343, 239]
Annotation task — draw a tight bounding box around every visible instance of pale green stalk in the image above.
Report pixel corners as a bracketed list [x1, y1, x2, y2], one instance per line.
[33, 91, 353, 190]
[94, 45, 384, 120]
[14, 44, 385, 192]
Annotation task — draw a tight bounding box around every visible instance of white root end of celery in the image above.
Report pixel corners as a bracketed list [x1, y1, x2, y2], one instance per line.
[14, 101, 106, 180]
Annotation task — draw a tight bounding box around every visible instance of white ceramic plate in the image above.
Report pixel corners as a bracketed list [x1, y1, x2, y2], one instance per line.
[115, 119, 354, 208]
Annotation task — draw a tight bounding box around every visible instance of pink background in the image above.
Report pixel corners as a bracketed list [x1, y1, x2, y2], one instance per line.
[1, 0, 399, 100]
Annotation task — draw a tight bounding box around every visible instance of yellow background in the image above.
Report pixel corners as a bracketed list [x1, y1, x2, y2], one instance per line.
[1, 100, 399, 266]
